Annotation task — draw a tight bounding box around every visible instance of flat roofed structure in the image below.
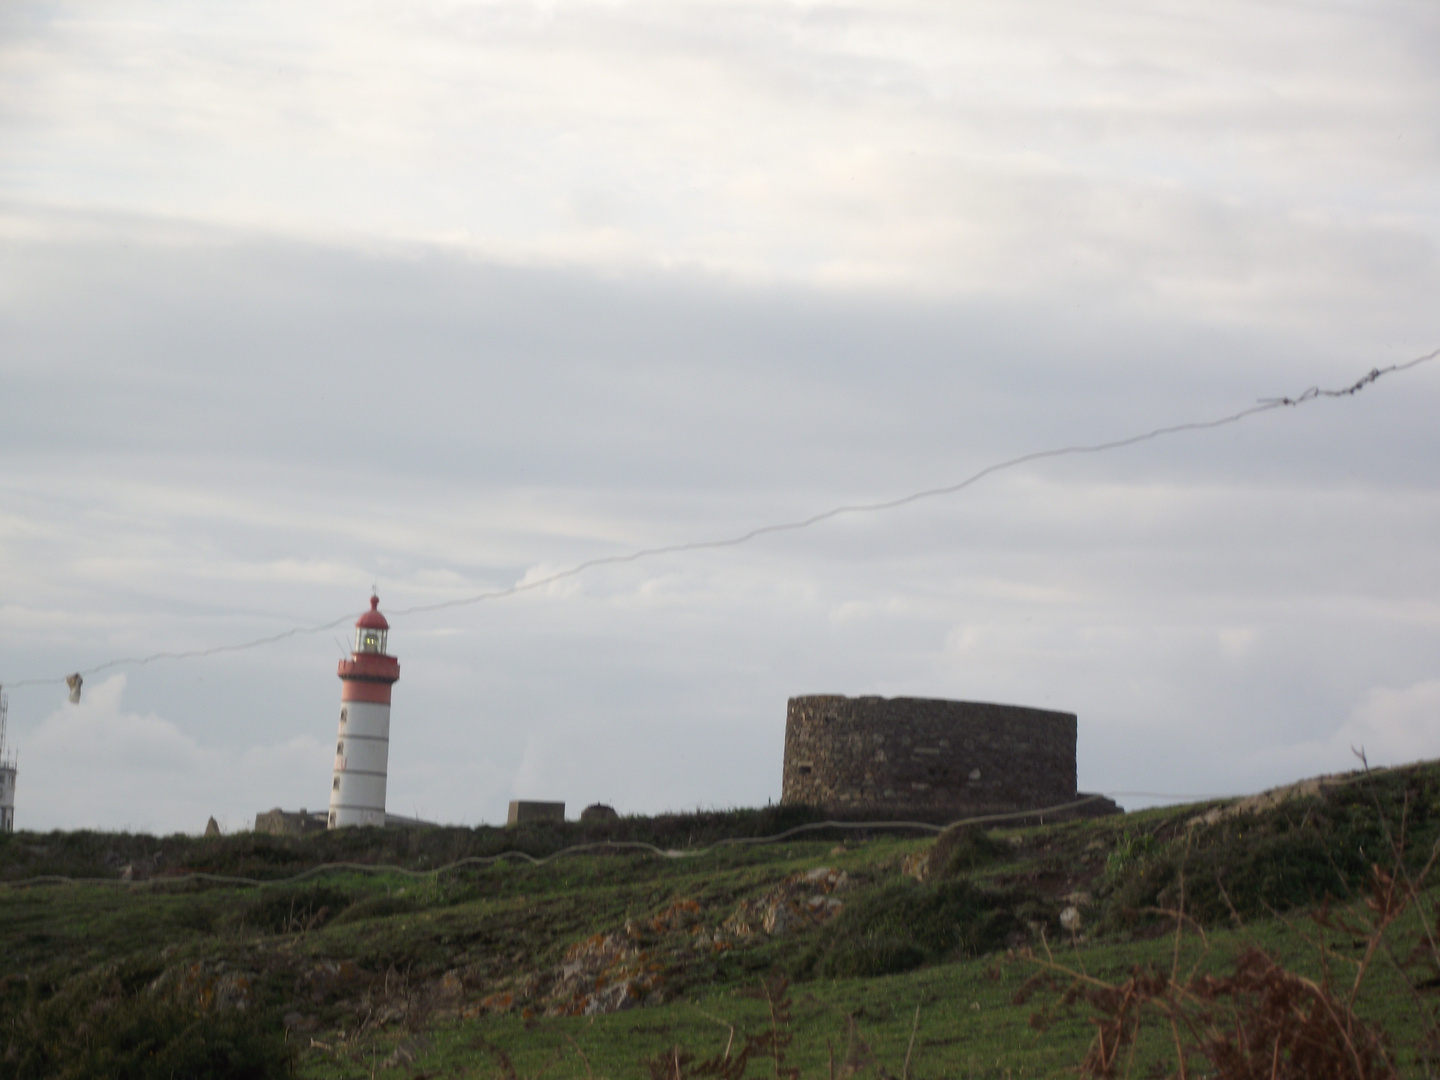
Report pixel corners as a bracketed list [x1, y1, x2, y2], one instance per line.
[507, 800, 565, 826]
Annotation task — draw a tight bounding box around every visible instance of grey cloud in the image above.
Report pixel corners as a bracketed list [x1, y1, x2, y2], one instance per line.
[3, 1, 1436, 301]
[4, 220, 1434, 488]
[1, 222, 1438, 830]
[1, 0, 1438, 830]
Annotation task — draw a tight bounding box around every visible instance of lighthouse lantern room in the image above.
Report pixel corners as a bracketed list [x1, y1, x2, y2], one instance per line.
[328, 595, 400, 828]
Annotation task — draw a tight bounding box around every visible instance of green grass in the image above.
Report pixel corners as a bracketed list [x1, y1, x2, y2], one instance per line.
[5, 762, 1440, 1077]
[291, 895, 1440, 1079]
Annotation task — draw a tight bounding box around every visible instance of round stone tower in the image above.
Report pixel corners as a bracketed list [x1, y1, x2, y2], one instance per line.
[328, 595, 400, 829]
[781, 695, 1085, 821]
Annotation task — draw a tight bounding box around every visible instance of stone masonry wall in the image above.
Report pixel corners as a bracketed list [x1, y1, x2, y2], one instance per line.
[254, 807, 327, 836]
[782, 695, 1077, 820]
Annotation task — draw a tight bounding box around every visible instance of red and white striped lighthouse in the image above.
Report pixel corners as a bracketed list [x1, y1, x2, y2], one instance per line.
[328, 594, 400, 829]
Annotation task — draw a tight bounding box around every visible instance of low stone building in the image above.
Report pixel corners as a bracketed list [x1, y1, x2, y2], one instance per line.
[254, 807, 328, 836]
[255, 807, 434, 834]
[507, 800, 565, 826]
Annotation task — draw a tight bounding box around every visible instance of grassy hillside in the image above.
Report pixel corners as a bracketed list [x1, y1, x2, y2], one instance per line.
[3, 762, 1439, 1078]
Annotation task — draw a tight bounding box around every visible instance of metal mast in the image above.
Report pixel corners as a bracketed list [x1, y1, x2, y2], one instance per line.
[0, 688, 15, 832]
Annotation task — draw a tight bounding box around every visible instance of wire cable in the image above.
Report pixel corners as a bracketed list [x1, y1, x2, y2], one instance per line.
[5, 349, 1436, 690]
[0, 794, 1115, 890]
[3, 766, 1410, 890]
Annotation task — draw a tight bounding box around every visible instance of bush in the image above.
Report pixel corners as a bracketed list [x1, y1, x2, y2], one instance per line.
[817, 937, 929, 979]
[233, 885, 354, 934]
[1103, 830, 1158, 887]
[927, 825, 1012, 878]
[802, 879, 1023, 979]
[169, 901, 223, 935]
[330, 892, 418, 925]
[1101, 768, 1440, 929]
[1, 974, 292, 1080]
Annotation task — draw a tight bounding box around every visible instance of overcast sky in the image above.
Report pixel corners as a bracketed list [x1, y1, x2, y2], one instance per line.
[2, 0, 1438, 834]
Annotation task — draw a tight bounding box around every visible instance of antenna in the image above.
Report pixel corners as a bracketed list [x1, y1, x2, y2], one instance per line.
[0, 686, 13, 834]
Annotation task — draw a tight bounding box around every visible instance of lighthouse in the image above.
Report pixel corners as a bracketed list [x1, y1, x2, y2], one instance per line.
[328, 595, 400, 829]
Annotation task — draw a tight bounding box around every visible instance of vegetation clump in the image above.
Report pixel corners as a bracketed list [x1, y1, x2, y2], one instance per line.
[329, 890, 418, 926]
[0, 964, 293, 1080]
[233, 884, 355, 935]
[4, 762, 1440, 1077]
[798, 878, 1028, 978]
[1102, 767, 1440, 929]
[926, 824, 1012, 878]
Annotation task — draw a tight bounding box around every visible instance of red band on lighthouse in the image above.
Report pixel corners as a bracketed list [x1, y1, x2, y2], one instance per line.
[340, 680, 393, 705]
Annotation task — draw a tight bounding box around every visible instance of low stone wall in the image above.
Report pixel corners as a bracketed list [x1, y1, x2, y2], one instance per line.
[782, 695, 1084, 821]
[254, 807, 327, 836]
[507, 800, 565, 826]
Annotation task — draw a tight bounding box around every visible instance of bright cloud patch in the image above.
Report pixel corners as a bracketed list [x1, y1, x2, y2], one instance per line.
[19, 676, 328, 834]
[1241, 680, 1440, 786]
[1343, 681, 1440, 767]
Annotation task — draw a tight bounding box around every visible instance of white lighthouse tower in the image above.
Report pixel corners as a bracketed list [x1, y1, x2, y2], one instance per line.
[328, 595, 401, 829]
[0, 688, 16, 833]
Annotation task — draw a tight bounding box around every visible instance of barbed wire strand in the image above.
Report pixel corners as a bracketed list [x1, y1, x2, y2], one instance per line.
[3, 759, 1412, 891]
[1, 765, 1409, 892]
[5, 349, 1436, 691]
[0, 794, 1119, 890]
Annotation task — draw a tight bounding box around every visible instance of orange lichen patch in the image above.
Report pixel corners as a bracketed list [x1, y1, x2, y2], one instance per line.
[564, 933, 609, 961]
[724, 867, 850, 939]
[542, 926, 673, 1017]
[296, 959, 369, 1004]
[467, 990, 515, 1016]
[158, 961, 257, 1013]
[500, 873, 852, 1020]
[650, 898, 702, 933]
[902, 850, 931, 881]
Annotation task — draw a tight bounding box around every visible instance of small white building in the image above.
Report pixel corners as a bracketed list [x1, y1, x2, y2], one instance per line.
[0, 688, 16, 833]
[328, 595, 401, 828]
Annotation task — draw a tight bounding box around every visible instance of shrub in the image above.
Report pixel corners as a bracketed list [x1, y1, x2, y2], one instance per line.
[169, 901, 223, 935]
[1, 973, 292, 1080]
[1102, 768, 1440, 930]
[803, 879, 1023, 979]
[233, 885, 354, 935]
[927, 825, 1011, 878]
[330, 892, 418, 925]
[1103, 830, 1157, 887]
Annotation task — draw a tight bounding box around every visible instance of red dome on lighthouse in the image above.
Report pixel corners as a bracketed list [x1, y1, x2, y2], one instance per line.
[356, 594, 389, 631]
[350, 594, 394, 659]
